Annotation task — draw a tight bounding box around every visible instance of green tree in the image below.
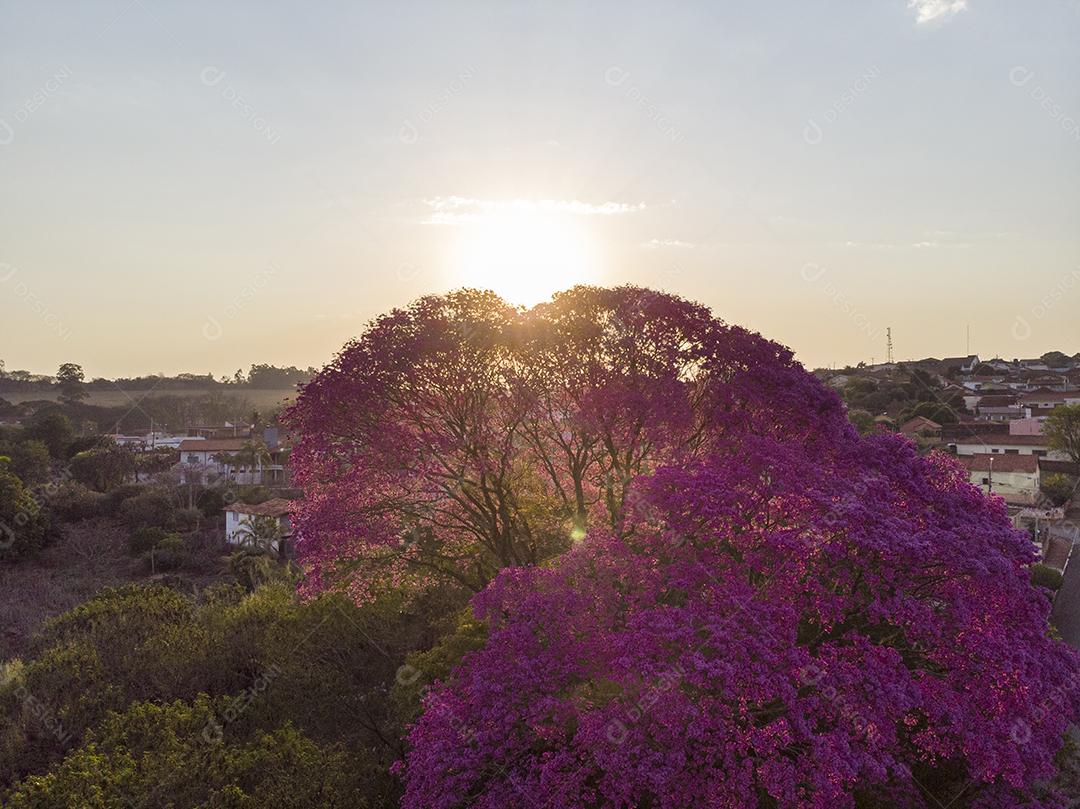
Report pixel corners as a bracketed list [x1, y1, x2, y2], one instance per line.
[1041, 473, 1076, 508]
[24, 412, 74, 459]
[233, 514, 282, 553]
[847, 408, 875, 435]
[69, 441, 135, 492]
[0, 440, 50, 485]
[55, 363, 87, 404]
[1044, 404, 1080, 466]
[0, 469, 50, 561]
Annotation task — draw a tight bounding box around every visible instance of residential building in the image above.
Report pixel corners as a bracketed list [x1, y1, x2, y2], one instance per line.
[1009, 417, 1045, 436]
[949, 433, 1068, 461]
[225, 499, 295, 554]
[960, 453, 1040, 505]
[900, 416, 941, 436]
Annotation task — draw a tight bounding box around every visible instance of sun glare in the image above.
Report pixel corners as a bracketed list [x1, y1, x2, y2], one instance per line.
[449, 212, 600, 306]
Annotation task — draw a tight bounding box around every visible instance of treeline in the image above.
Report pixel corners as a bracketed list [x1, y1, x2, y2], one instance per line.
[0, 363, 316, 392]
[1, 394, 279, 435]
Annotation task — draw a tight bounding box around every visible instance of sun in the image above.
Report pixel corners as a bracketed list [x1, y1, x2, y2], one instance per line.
[448, 211, 600, 306]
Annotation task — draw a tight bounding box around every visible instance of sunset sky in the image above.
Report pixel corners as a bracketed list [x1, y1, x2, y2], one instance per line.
[1, 0, 1077, 378]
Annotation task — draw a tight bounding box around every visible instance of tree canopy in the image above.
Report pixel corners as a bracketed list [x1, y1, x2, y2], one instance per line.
[286, 286, 844, 599]
[400, 414, 1078, 809]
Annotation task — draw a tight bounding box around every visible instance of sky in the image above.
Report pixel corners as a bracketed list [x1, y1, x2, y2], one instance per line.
[1, 0, 1078, 378]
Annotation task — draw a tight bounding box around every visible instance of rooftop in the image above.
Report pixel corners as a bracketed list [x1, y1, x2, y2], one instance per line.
[961, 453, 1038, 474]
[226, 498, 296, 518]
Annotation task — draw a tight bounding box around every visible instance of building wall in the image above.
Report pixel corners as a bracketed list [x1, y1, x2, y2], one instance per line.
[224, 511, 289, 552]
[967, 470, 1040, 504]
[1009, 418, 1045, 436]
[954, 441, 1068, 461]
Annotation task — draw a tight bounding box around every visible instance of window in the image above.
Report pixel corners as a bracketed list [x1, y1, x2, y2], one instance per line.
[1034, 450, 1048, 457]
[187, 454, 199, 464]
[1005, 449, 1019, 455]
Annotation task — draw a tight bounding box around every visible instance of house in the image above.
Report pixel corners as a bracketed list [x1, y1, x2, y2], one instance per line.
[949, 433, 1068, 461]
[178, 438, 247, 483]
[177, 432, 290, 486]
[940, 355, 980, 375]
[961, 453, 1040, 505]
[974, 395, 1024, 421]
[1009, 417, 1045, 436]
[1021, 390, 1080, 412]
[900, 416, 941, 436]
[225, 499, 295, 554]
[940, 420, 1009, 443]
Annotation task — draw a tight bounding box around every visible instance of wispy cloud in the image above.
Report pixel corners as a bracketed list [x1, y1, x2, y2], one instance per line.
[422, 196, 647, 224]
[642, 238, 695, 249]
[908, 0, 968, 24]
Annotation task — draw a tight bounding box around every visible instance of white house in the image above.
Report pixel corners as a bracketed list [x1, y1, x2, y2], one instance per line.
[961, 453, 1041, 505]
[950, 434, 1068, 461]
[224, 499, 294, 554]
[177, 438, 288, 485]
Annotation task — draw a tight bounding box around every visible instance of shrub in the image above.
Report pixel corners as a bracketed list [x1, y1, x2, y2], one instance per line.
[0, 470, 51, 562]
[46, 482, 106, 522]
[100, 482, 144, 516]
[143, 534, 189, 572]
[128, 525, 168, 555]
[1041, 473, 1077, 508]
[196, 486, 228, 519]
[2, 696, 377, 808]
[1032, 563, 1065, 592]
[174, 507, 202, 533]
[119, 488, 177, 531]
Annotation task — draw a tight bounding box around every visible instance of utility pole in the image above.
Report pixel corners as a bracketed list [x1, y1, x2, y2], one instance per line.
[886, 327, 894, 365]
[987, 455, 993, 494]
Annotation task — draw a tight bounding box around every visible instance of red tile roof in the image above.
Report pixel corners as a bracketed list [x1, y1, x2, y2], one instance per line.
[961, 453, 1038, 473]
[226, 498, 295, 517]
[900, 416, 941, 434]
[953, 434, 1049, 446]
[178, 439, 248, 452]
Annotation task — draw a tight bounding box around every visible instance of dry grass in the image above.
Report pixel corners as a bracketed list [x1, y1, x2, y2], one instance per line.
[0, 520, 232, 661]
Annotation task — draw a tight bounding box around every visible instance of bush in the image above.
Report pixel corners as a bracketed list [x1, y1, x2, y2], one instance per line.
[143, 534, 189, 572]
[45, 482, 106, 522]
[0, 470, 51, 562]
[0, 440, 50, 486]
[100, 482, 144, 516]
[129, 525, 168, 555]
[2, 697, 376, 809]
[174, 507, 202, 533]
[1041, 474, 1077, 508]
[119, 488, 177, 531]
[196, 486, 228, 519]
[1032, 563, 1065, 592]
[0, 581, 463, 802]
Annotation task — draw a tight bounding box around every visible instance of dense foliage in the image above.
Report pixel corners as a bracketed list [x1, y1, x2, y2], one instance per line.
[4, 288, 1078, 807]
[400, 431, 1079, 808]
[0, 581, 467, 806]
[287, 286, 841, 599]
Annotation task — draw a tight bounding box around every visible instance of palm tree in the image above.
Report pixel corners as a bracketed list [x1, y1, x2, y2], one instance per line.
[235, 440, 272, 484]
[233, 514, 282, 554]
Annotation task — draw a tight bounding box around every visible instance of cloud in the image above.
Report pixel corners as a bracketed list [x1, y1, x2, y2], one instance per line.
[908, 0, 968, 24]
[422, 196, 646, 224]
[642, 239, 695, 249]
